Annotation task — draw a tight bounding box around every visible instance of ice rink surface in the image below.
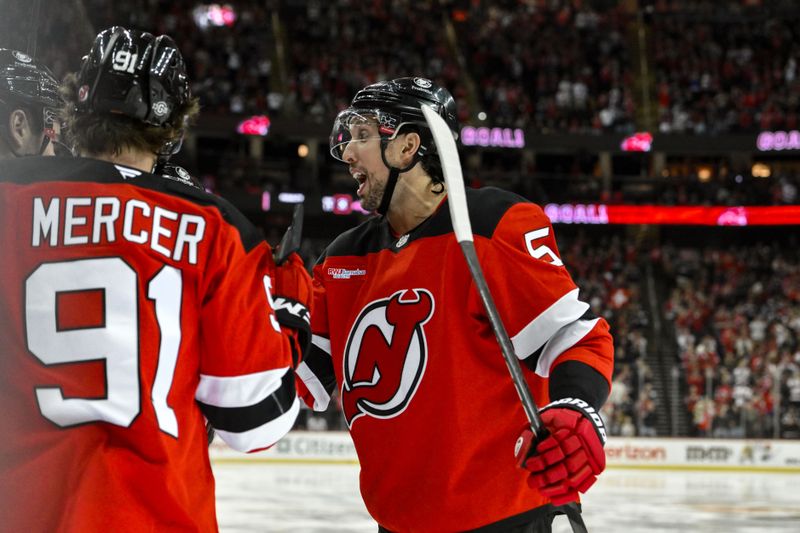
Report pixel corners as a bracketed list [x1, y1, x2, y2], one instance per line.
[213, 462, 800, 532]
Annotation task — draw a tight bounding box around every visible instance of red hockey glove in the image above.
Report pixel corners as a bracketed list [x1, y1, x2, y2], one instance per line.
[268, 252, 312, 367]
[516, 398, 607, 506]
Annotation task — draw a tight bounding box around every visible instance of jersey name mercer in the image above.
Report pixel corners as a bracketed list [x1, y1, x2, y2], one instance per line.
[341, 289, 434, 427]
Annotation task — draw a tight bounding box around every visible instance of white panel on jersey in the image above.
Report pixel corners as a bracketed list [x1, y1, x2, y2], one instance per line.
[215, 397, 300, 452]
[534, 318, 601, 378]
[510, 288, 590, 360]
[311, 334, 332, 355]
[196, 367, 291, 408]
[296, 361, 331, 411]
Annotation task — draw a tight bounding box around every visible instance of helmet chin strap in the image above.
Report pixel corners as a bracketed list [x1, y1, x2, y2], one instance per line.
[376, 138, 418, 216]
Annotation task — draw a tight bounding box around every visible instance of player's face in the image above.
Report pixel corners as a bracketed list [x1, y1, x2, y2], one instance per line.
[341, 121, 389, 211]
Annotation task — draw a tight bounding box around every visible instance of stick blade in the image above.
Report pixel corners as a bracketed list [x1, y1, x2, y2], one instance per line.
[273, 203, 304, 265]
[421, 104, 473, 243]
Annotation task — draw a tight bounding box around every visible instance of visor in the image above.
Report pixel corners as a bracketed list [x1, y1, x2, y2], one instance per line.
[329, 108, 410, 162]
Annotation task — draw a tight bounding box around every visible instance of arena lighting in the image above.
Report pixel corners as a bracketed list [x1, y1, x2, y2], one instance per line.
[321, 194, 370, 215]
[543, 204, 800, 226]
[460, 126, 525, 148]
[277, 192, 305, 204]
[236, 115, 271, 136]
[752, 163, 771, 178]
[620, 132, 653, 152]
[192, 4, 237, 29]
[756, 130, 800, 151]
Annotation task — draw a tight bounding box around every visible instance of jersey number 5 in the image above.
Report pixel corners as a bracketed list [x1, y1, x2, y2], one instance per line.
[25, 257, 182, 437]
[524, 227, 564, 266]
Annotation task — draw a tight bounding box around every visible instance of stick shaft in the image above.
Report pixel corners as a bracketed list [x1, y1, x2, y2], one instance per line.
[459, 241, 544, 435]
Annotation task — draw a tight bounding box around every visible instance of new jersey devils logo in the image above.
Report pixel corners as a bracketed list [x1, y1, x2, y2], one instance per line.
[342, 289, 435, 428]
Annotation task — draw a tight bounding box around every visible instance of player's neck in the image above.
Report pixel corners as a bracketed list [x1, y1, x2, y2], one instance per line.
[386, 173, 446, 235]
[85, 147, 157, 173]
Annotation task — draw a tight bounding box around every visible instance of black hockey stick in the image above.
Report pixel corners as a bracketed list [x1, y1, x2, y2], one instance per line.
[273, 203, 304, 265]
[420, 104, 544, 438]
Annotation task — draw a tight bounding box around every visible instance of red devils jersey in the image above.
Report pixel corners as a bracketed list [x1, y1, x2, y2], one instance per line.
[297, 187, 613, 532]
[0, 157, 298, 532]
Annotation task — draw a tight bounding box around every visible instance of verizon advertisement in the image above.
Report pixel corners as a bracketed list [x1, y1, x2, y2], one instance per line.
[604, 438, 800, 472]
[544, 204, 800, 226]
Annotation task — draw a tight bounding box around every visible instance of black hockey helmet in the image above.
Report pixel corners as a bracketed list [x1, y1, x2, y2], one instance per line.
[76, 26, 190, 128]
[330, 77, 458, 162]
[0, 49, 60, 134]
[0, 49, 60, 110]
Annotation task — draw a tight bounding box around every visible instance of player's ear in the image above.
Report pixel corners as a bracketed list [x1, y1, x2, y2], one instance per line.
[399, 131, 421, 165]
[7, 109, 30, 151]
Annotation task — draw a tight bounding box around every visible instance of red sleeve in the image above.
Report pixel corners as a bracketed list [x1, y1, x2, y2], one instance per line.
[196, 229, 299, 452]
[470, 202, 613, 386]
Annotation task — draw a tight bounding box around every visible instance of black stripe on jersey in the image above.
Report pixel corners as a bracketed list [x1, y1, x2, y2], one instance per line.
[548, 360, 610, 411]
[0, 156, 262, 251]
[323, 187, 529, 259]
[304, 344, 338, 395]
[198, 368, 297, 433]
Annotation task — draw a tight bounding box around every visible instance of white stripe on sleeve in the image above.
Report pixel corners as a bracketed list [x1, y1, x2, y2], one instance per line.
[534, 318, 600, 377]
[215, 397, 300, 452]
[296, 361, 331, 411]
[196, 367, 290, 408]
[511, 288, 590, 360]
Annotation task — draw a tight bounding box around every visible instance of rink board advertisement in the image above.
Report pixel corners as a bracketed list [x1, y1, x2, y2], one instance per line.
[210, 432, 800, 472]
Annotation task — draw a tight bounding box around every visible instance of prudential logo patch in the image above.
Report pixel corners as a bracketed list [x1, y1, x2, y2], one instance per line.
[327, 267, 366, 280]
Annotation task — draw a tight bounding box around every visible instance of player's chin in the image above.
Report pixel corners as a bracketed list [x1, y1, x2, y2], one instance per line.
[359, 193, 380, 212]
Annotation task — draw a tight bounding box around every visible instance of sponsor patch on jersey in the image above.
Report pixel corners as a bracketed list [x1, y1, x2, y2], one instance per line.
[327, 267, 367, 280]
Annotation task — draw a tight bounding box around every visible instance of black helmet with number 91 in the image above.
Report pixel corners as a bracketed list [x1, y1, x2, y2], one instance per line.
[76, 26, 190, 129]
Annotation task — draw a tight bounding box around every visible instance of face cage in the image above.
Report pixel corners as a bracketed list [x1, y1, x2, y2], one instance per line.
[329, 108, 420, 162]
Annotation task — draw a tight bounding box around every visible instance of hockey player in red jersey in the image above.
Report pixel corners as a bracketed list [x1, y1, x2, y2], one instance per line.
[296, 77, 614, 532]
[0, 27, 311, 532]
[0, 48, 61, 158]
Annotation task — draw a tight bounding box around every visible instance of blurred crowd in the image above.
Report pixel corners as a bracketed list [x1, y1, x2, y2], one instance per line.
[650, 0, 800, 134]
[662, 241, 800, 438]
[559, 232, 657, 438]
[453, 0, 635, 132]
[5, 0, 797, 135]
